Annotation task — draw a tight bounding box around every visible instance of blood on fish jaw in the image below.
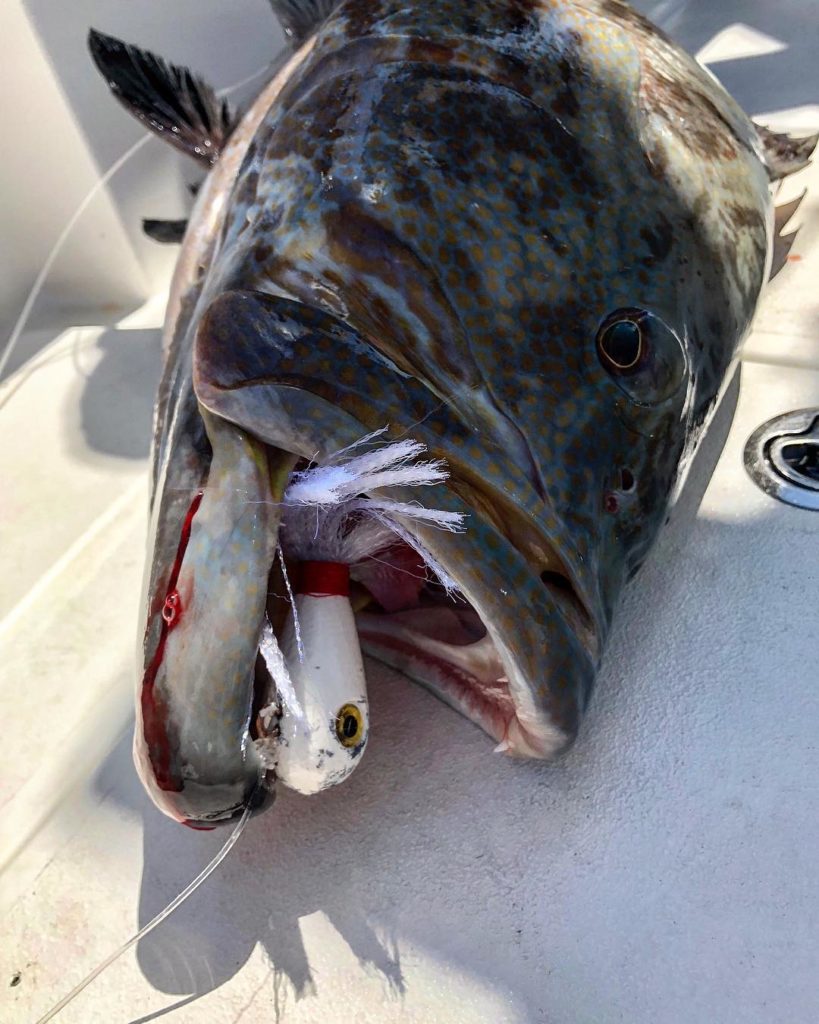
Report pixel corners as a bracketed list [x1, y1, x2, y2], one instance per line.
[139, 490, 205, 804]
[162, 590, 182, 625]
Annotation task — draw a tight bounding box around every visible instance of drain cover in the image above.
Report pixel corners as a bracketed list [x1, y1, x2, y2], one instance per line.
[744, 409, 819, 510]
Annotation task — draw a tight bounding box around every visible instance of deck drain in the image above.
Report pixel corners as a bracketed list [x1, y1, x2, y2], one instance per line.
[744, 409, 819, 510]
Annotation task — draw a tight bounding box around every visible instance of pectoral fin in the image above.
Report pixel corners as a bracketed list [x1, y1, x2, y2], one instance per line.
[755, 122, 819, 181]
[88, 29, 235, 168]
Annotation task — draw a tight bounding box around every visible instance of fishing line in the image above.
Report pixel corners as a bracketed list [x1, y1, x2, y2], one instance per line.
[277, 542, 305, 662]
[34, 800, 254, 1024]
[9, 52, 273, 1024]
[0, 61, 270, 384]
[360, 550, 434, 584]
[0, 134, 151, 383]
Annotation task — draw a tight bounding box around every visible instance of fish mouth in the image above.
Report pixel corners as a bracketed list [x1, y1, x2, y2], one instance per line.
[356, 538, 595, 757]
[357, 602, 530, 751]
[186, 283, 599, 803]
[253, 463, 598, 762]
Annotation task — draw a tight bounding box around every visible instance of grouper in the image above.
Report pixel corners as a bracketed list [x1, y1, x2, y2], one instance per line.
[88, 0, 817, 825]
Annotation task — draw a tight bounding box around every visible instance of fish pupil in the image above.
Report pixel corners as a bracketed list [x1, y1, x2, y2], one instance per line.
[601, 320, 642, 370]
[342, 714, 359, 739]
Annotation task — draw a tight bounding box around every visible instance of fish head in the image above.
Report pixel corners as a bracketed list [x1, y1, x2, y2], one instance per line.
[198, 0, 770, 755]
[138, 0, 773, 820]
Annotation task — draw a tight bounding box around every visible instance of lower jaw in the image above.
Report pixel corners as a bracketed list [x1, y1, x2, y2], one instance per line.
[355, 607, 551, 757]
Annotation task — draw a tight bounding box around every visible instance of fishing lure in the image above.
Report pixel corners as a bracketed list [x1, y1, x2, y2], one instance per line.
[260, 432, 466, 795]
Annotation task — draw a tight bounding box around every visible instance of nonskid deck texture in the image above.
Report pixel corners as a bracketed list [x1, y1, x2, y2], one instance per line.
[2, 2, 818, 1022]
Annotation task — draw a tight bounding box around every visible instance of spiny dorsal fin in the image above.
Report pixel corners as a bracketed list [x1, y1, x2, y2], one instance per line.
[774, 191, 806, 236]
[754, 122, 819, 182]
[769, 191, 807, 280]
[268, 1, 339, 44]
[88, 28, 235, 168]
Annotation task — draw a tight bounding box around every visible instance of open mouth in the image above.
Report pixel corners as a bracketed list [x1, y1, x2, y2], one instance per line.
[359, 536, 594, 757]
[251, 454, 596, 764]
[183, 289, 601, 812]
[355, 563, 521, 749]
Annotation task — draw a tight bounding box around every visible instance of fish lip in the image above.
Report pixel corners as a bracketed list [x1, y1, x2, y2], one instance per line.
[162, 754, 276, 829]
[135, 567, 280, 828]
[136, 435, 296, 827]
[134, 746, 273, 826]
[170, 609, 285, 827]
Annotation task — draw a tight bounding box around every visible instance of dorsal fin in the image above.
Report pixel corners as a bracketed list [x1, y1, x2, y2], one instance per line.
[754, 122, 819, 181]
[268, 1, 339, 44]
[88, 29, 235, 168]
[769, 191, 807, 280]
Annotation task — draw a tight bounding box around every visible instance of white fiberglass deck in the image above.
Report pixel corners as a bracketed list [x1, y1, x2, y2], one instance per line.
[1, 2, 818, 1022]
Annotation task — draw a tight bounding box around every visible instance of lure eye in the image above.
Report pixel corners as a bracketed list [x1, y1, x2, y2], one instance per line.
[597, 317, 644, 372]
[335, 703, 364, 747]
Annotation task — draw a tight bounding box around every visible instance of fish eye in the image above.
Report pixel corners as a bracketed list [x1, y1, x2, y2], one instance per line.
[592, 307, 686, 406]
[335, 703, 364, 747]
[597, 316, 644, 373]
